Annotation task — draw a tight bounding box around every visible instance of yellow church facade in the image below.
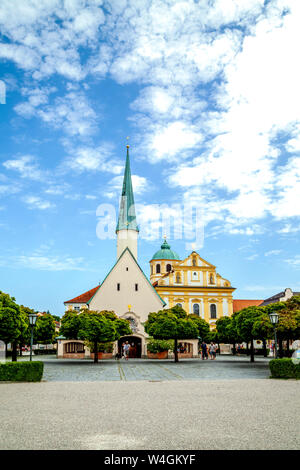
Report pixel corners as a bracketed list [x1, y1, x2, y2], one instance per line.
[150, 240, 235, 329]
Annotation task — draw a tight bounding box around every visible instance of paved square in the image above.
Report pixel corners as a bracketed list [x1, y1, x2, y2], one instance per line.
[1, 356, 299, 450]
[35, 355, 271, 382]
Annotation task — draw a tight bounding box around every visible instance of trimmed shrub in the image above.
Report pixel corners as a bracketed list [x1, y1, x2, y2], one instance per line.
[85, 341, 114, 353]
[269, 358, 300, 379]
[147, 339, 174, 354]
[0, 361, 44, 382]
[34, 349, 56, 355]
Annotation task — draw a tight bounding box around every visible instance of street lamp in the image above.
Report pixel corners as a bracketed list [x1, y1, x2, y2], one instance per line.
[28, 313, 38, 362]
[269, 312, 279, 359]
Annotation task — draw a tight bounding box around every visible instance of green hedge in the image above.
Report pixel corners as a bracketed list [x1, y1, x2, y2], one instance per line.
[269, 358, 300, 379]
[34, 349, 56, 355]
[147, 339, 174, 354]
[0, 361, 44, 382]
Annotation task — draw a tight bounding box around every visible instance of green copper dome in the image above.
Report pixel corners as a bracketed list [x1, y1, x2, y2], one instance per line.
[152, 239, 181, 260]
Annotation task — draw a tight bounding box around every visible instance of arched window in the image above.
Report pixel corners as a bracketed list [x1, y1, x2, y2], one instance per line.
[193, 304, 200, 316]
[210, 304, 217, 319]
[176, 303, 182, 308]
[192, 256, 197, 266]
[156, 264, 161, 274]
[176, 273, 181, 283]
[210, 274, 214, 284]
[166, 264, 172, 272]
[151, 265, 153, 274]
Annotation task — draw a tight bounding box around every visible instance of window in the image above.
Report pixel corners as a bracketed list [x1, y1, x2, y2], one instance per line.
[65, 342, 84, 354]
[117, 283, 120, 291]
[176, 273, 181, 283]
[176, 303, 182, 308]
[192, 256, 197, 266]
[210, 304, 217, 319]
[135, 283, 138, 291]
[156, 264, 161, 274]
[74, 306, 80, 312]
[193, 304, 200, 316]
[166, 264, 172, 272]
[210, 274, 214, 284]
[126, 267, 128, 271]
[151, 265, 153, 274]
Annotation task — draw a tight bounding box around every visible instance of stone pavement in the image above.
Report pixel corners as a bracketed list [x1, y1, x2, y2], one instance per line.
[33, 355, 271, 382]
[1, 378, 299, 450]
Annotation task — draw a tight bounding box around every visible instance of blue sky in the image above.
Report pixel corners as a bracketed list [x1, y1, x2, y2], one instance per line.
[0, 0, 299, 316]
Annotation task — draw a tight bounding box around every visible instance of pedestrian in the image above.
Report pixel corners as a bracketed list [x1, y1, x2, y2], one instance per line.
[271, 342, 275, 357]
[209, 342, 217, 360]
[237, 343, 241, 355]
[201, 341, 208, 360]
[123, 341, 130, 361]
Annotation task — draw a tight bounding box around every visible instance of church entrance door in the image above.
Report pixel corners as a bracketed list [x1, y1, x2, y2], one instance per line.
[118, 336, 142, 358]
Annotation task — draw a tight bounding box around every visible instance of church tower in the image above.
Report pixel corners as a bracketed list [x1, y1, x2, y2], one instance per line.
[116, 145, 139, 260]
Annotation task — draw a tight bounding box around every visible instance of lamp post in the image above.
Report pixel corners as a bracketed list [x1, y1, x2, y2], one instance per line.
[269, 312, 279, 359]
[28, 313, 38, 362]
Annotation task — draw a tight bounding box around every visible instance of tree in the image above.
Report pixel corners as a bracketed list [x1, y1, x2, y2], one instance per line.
[60, 310, 82, 339]
[144, 306, 198, 362]
[263, 298, 300, 357]
[235, 306, 262, 362]
[78, 310, 131, 363]
[251, 311, 273, 357]
[188, 315, 210, 342]
[18, 306, 35, 355]
[35, 314, 56, 345]
[0, 291, 22, 361]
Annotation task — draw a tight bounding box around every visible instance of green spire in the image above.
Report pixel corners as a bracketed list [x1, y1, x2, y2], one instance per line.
[116, 145, 139, 233]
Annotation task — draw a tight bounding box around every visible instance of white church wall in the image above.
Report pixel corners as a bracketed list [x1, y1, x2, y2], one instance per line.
[89, 250, 164, 323]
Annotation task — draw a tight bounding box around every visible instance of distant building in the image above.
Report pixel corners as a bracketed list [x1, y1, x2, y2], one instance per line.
[233, 299, 263, 313]
[260, 288, 300, 306]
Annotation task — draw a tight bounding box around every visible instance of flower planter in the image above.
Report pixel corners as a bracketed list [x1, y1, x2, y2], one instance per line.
[90, 352, 113, 360]
[147, 351, 168, 359]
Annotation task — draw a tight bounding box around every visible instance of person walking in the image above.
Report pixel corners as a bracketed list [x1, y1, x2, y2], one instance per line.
[209, 342, 217, 360]
[123, 341, 130, 361]
[201, 341, 208, 360]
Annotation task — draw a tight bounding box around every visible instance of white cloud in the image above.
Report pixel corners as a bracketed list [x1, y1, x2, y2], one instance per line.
[63, 143, 120, 173]
[245, 254, 258, 261]
[277, 224, 300, 234]
[38, 92, 98, 136]
[23, 196, 55, 210]
[285, 256, 300, 269]
[2, 0, 300, 231]
[0, 0, 105, 80]
[264, 250, 282, 257]
[3, 155, 45, 181]
[12, 254, 86, 271]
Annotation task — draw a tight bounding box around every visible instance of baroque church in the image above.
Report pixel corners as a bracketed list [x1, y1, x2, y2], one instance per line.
[59, 145, 235, 359]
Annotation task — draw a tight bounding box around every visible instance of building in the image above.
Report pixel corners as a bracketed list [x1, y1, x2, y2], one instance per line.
[260, 288, 300, 306]
[232, 299, 263, 313]
[150, 239, 235, 329]
[61, 146, 173, 358]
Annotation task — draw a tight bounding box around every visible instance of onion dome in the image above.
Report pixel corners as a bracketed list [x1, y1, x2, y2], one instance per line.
[151, 239, 180, 260]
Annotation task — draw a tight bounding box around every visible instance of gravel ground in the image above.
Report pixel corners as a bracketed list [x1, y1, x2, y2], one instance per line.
[0, 378, 299, 450]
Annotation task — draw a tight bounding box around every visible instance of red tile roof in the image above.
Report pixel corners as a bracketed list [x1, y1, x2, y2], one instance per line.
[64, 286, 100, 304]
[233, 299, 263, 312]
